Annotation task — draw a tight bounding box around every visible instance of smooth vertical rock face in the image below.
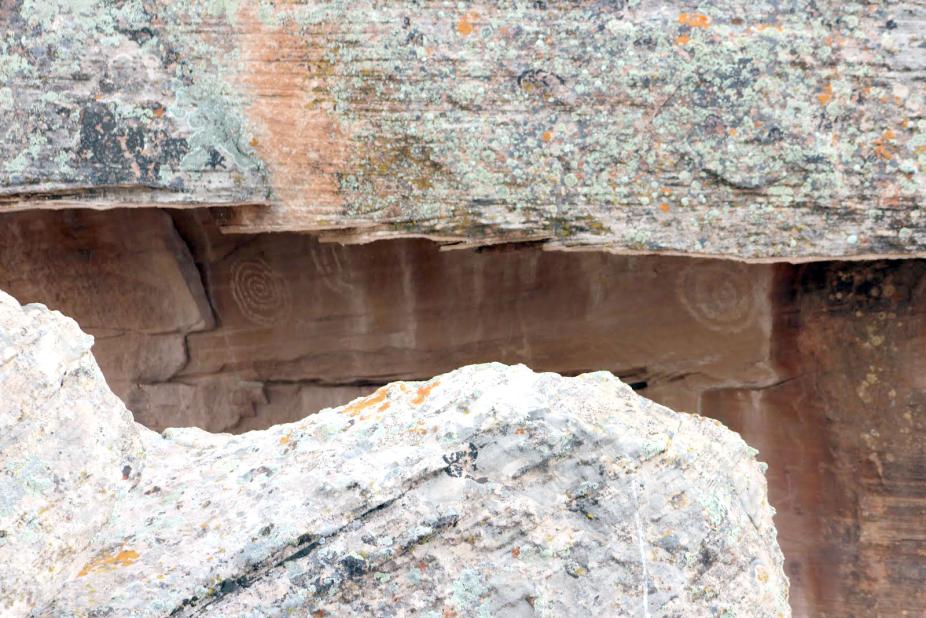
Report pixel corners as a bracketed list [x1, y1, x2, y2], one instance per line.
[176, 210, 777, 426]
[0, 208, 778, 434]
[0, 209, 214, 408]
[0, 291, 788, 617]
[706, 260, 926, 617]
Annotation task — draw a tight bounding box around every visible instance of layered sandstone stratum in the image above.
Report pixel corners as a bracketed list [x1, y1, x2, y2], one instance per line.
[0, 290, 787, 617]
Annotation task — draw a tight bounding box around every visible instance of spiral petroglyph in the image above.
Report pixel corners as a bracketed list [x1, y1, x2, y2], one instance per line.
[677, 261, 756, 332]
[231, 257, 291, 327]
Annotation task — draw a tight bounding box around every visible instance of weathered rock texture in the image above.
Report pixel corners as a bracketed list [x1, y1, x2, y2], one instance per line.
[2, 1, 925, 259]
[707, 261, 926, 617]
[5, 209, 926, 616]
[0, 290, 788, 617]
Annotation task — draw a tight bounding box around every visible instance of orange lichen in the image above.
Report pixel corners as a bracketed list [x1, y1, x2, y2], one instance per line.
[679, 13, 710, 28]
[78, 549, 140, 577]
[659, 203, 670, 213]
[542, 130, 554, 143]
[675, 34, 690, 45]
[755, 23, 783, 32]
[511, 546, 521, 558]
[412, 380, 440, 406]
[874, 129, 896, 160]
[457, 14, 475, 36]
[279, 434, 291, 445]
[817, 82, 833, 106]
[343, 387, 389, 417]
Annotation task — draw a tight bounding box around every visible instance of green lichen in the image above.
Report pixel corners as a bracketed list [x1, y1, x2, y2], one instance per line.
[205, 0, 241, 24]
[169, 75, 261, 174]
[0, 54, 34, 82]
[0, 88, 13, 111]
[450, 568, 486, 611]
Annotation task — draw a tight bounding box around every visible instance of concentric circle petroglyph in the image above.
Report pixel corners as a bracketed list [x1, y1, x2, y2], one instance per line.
[231, 257, 291, 327]
[677, 261, 756, 332]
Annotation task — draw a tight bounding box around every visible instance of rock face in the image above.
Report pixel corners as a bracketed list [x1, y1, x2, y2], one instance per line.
[0, 291, 788, 617]
[0, 291, 144, 615]
[2, 1, 925, 259]
[0, 209, 777, 434]
[6, 209, 926, 615]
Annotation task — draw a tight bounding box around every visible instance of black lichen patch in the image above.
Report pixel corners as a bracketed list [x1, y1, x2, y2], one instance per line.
[516, 68, 571, 106]
[339, 555, 367, 579]
[207, 147, 226, 169]
[77, 102, 188, 186]
[698, 545, 718, 574]
[443, 442, 479, 478]
[241, 465, 275, 483]
[218, 575, 250, 596]
[566, 486, 601, 520]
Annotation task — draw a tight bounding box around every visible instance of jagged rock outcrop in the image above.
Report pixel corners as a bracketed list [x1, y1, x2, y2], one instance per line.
[0, 290, 788, 617]
[0, 291, 145, 614]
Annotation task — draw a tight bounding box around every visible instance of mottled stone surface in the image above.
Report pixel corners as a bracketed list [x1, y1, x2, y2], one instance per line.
[0, 290, 787, 617]
[1, 1, 925, 259]
[706, 260, 926, 616]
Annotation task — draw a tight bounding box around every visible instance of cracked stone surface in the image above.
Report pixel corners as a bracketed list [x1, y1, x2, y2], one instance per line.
[0, 290, 787, 617]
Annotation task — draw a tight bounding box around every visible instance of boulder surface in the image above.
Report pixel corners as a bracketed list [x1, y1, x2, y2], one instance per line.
[0, 290, 788, 616]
